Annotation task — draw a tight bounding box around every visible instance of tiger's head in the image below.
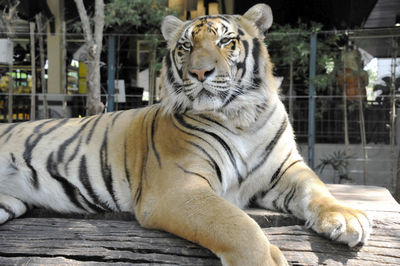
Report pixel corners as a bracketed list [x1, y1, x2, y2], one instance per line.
[160, 4, 278, 127]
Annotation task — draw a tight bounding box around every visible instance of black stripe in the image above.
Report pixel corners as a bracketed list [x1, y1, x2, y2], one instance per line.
[198, 114, 237, 135]
[79, 155, 111, 212]
[259, 153, 293, 199]
[221, 40, 249, 108]
[0, 203, 15, 220]
[222, 90, 240, 108]
[248, 119, 288, 176]
[250, 103, 278, 133]
[176, 164, 212, 188]
[124, 139, 132, 188]
[151, 109, 162, 167]
[0, 123, 19, 140]
[230, 40, 236, 51]
[9, 153, 18, 171]
[86, 115, 103, 144]
[272, 197, 279, 211]
[252, 38, 260, 76]
[134, 109, 154, 204]
[264, 159, 303, 197]
[172, 118, 223, 183]
[111, 111, 124, 127]
[46, 152, 87, 211]
[134, 176, 143, 205]
[240, 40, 249, 79]
[175, 114, 242, 182]
[216, 15, 231, 24]
[165, 50, 181, 93]
[99, 127, 120, 211]
[23, 119, 69, 189]
[220, 22, 228, 35]
[64, 136, 83, 174]
[135, 144, 148, 205]
[185, 115, 246, 169]
[283, 187, 296, 213]
[57, 117, 94, 162]
[187, 140, 222, 183]
[171, 117, 223, 182]
[79, 115, 92, 123]
[270, 152, 292, 184]
[241, 38, 262, 89]
[172, 47, 184, 79]
[260, 153, 292, 199]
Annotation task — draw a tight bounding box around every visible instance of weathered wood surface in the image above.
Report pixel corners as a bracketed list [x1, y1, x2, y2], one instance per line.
[0, 184, 399, 265]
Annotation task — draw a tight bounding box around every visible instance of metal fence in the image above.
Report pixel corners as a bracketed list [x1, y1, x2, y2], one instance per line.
[0, 28, 399, 192]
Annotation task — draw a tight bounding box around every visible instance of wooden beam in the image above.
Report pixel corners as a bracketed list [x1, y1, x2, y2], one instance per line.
[0, 184, 398, 265]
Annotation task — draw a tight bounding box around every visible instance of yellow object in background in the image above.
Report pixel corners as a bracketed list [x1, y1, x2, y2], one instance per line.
[78, 62, 87, 94]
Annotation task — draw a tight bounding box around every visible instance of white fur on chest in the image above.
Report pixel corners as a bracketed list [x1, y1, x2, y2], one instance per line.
[217, 101, 297, 208]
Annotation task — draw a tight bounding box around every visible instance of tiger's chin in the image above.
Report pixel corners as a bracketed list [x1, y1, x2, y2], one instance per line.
[192, 94, 223, 112]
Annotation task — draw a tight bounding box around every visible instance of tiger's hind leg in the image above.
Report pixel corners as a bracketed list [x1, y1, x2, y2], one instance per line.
[0, 193, 28, 224]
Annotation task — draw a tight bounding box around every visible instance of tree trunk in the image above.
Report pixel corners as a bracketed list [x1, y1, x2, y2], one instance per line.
[36, 14, 48, 119]
[3, 2, 18, 123]
[74, 0, 105, 116]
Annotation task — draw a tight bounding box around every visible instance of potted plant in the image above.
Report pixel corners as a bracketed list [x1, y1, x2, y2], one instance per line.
[316, 150, 352, 184]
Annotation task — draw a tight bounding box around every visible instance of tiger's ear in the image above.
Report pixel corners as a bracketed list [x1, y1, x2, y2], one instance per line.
[161, 15, 185, 41]
[243, 4, 273, 37]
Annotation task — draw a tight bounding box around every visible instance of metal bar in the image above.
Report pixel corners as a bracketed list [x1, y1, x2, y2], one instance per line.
[62, 21, 67, 118]
[7, 56, 13, 123]
[342, 62, 350, 181]
[390, 38, 398, 191]
[308, 33, 317, 169]
[29, 22, 36, 120]
[107, 35, 115, 112]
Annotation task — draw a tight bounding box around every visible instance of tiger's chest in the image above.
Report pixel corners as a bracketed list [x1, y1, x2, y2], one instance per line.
[201, 110, 294, 208]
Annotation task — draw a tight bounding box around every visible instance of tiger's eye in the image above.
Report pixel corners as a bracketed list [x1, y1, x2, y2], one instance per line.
[220, 37, 232, 46]
[182, 42, 191, 51]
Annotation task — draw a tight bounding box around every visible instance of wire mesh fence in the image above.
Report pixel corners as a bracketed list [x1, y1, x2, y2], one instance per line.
[0, 28, 399, 192]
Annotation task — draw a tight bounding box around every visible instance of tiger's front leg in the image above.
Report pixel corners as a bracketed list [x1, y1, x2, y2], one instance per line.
[257, 161, 372, 247]
[134, 168, 287, 266]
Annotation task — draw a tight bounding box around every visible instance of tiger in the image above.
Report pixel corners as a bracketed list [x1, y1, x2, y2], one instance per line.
[0, 4, 371, 266]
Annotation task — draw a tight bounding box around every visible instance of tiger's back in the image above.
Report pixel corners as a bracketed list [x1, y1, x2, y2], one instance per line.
[0, 108, 151, 216]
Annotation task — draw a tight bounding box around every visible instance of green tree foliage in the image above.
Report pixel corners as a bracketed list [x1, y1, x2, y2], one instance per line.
[266, 20, 342, 95]
[71, 0, 175, 34]
[103, 0, 176, 71]
[316, 150, 352, 183]
[104, 0, 174, 34]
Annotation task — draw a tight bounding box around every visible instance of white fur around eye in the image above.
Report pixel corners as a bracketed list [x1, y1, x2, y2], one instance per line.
[219, 37, 232, 47]
[182, 41, 191, 51]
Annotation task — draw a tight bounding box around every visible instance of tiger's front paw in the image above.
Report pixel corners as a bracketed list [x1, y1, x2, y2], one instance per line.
[307, 204, 372, 247]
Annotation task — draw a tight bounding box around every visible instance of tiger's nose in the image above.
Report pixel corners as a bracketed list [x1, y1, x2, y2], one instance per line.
[189, 67, 215, 82]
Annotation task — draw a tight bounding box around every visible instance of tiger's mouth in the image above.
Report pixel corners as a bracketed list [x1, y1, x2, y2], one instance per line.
[191, 87, 224, 111]
[198, 88, 214, 98]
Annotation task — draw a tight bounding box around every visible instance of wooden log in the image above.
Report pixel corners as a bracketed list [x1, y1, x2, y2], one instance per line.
[0, 184, 398, 265]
